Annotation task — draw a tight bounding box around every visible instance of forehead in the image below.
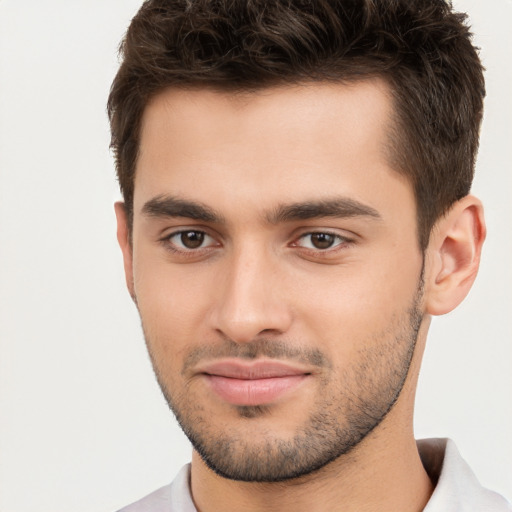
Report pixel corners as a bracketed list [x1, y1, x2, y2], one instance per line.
[134, 80, 412, 223]
[139, 80, 394, 160]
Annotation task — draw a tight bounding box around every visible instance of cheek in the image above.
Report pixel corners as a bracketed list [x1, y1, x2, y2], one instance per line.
[132, 253, 215, 360]
[292, 252, 422, 352]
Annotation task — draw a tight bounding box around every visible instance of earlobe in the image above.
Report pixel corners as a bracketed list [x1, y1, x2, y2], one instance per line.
[114, 202, 136, 300]
[425, 195, 486, 316]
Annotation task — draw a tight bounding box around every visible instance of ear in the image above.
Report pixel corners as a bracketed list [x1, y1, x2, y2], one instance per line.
[114, 202, 136, 300]
[425, 195, 486, 316]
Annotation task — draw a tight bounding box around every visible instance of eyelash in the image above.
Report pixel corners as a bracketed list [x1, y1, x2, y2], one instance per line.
[160, 230, 219, 254]
[291, 231, 353, 252]
[159, 229, 354, 257]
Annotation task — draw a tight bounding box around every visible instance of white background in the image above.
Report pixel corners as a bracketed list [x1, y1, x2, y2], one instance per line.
[0, 1, 510, 511]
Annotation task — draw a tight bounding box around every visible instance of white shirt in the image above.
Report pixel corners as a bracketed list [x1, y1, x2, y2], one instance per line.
[117, 439, 511, 511]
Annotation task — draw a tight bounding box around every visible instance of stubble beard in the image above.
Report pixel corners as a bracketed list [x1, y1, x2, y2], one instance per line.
[142, 283, 424, 483]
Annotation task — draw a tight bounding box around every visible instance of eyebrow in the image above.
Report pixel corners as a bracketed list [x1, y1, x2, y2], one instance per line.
[142, 195, 225, 223]
[141, 195, 381, 225]
[267, 198, 381, 224]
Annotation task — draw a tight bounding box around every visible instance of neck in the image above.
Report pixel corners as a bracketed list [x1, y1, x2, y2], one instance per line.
[190, 431, 433, 512]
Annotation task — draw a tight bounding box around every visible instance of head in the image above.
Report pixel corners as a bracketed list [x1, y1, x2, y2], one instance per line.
[110, 0, 486, 483]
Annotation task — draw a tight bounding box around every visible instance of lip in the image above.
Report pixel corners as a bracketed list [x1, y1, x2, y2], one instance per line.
[197, 359, 311, 406]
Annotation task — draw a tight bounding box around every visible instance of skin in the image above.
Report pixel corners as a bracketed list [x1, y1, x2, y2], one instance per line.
[116, 80, 485, 512]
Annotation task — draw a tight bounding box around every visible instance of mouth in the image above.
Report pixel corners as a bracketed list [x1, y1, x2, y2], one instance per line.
[197, 359, 312, 407]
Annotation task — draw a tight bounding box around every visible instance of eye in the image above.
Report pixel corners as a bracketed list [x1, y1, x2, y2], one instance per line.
[166, 230, 216, 250]
[295, 232, 347, 250]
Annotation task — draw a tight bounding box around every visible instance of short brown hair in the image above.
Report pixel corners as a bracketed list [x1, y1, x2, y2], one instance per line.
[108, 0, 485, 249]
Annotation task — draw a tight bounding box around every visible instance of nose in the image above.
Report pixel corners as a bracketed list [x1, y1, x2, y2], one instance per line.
[210, 244, 293, 343]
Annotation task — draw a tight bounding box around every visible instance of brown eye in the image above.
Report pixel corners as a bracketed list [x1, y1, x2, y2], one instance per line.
[310, 233, 336, 249]
[163, 229, 218, 254]
[180, 231, 205, 249]
[295, 232, 347, 251]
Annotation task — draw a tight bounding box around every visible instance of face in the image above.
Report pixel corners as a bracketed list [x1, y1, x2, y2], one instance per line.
[120, 81, 426, 482]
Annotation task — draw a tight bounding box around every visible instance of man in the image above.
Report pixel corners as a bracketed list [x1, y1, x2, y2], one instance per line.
[108, 0, 511, 510]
